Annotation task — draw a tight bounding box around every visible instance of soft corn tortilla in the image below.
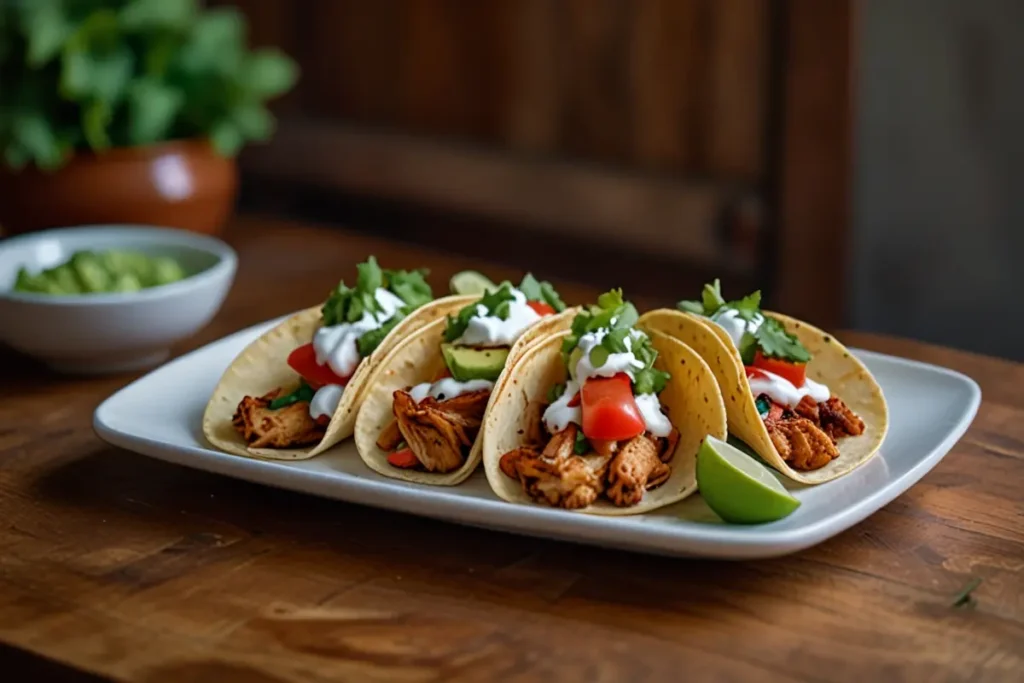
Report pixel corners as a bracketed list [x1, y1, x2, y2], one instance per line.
[482, 329, 728, 514]
[637, 309, 889, 484]
[354, 308, 578, 485]
[203, 295, 475, 460]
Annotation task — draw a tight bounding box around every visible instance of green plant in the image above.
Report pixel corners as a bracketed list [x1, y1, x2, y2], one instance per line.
[0, 0, 299, 171]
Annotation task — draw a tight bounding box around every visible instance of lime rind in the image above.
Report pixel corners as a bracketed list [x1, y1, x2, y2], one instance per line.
[697, 435, 801, 524]
[449, 270, 497, 296]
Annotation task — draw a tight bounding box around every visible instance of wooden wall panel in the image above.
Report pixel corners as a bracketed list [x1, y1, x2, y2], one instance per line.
[231, 0, 770, 180]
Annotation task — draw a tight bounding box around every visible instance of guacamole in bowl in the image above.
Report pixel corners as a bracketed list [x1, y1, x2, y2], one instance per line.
[13, 249, 189, 295]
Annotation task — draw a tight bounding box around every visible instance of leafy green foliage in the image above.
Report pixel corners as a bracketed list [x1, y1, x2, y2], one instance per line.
[547, 382, 567, 404]
[320, 257, 434, 356]
[562, 289, 669, 396]
[269, 380, 315, 410]
[0, 0, 299, 171]
[677, 280, 812, 364]
[518, 273, 566, 312]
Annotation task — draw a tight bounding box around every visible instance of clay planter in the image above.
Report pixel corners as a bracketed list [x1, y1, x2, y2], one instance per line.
[0, 139, 238, 237]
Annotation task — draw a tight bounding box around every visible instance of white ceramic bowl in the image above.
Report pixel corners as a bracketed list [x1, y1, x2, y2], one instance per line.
[0, 225, 237, 374]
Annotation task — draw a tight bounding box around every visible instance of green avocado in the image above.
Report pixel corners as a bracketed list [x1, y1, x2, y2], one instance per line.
[441, 343, 509, 382]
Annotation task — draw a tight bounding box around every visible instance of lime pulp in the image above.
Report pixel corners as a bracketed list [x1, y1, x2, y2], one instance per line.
[696, 435, 801, 524]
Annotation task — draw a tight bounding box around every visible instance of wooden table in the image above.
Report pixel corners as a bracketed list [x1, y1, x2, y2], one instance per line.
[2, 216, 1022, 682]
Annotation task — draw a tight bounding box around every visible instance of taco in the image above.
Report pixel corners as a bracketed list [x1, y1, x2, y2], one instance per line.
[203, 256, 473, 459]
[482, 289, 728, 514]
[354, 274, 577, 485]
[638, 280, 888, 484]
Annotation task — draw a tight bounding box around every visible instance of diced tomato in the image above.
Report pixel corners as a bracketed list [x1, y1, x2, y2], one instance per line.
[751, 350, 806, 387]
[527, 300, 556, 316]
[580, 373, 645, 441]
[287, 343, 352, 388]
[567, 392, 581, 407]
[387, 448, 421, 469]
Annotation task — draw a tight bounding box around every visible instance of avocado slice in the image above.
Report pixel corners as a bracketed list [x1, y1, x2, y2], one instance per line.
[441, 343, 509, 382]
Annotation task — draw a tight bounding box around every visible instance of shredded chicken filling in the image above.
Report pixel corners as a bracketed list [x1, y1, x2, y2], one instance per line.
[379, 389, 491, 473]
[499, 413, 680, 509]
[232, 389, 327, 449]
[762, 394, 865, 471]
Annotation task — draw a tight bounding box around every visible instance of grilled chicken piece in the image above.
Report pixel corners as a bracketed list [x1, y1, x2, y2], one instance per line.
[653, 427, 680, 463]
[767, 417, 839, 470]
[819, 397, 865, 441]
[523, 399, 547, 447]
[498, 425, 608, 509]
[376, 418, 403, 451]
[232, 390, 325, 448]
[793, 395, 819, 423]
[606, 435, 671, 507]
[391, 389, 488, 473]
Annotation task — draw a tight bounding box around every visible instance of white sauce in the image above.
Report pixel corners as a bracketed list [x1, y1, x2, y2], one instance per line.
[309, 384, 344, 420]
[454, 288, 541, 347]
[748, 369, 830, 408]
[634, 392, 672, 437]
[542, 379, 582, 433]
[408, 378, 494, 403]
[710, 307, 763, 349]
[572, 328, 646, 383]
[313, 288, 406, 378]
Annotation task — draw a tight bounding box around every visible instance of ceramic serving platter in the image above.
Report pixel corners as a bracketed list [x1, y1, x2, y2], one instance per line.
[94, 315, 981, 559]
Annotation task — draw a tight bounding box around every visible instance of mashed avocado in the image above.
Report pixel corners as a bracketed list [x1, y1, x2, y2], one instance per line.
[13, 250, 188, 295]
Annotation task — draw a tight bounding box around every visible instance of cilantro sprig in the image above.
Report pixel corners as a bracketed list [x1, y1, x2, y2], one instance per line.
[443, 274, 566, 342]
[562, 289, 669, 396]
[518, 273, 567, 312]
[320, 257, 434, 356]
[677, 279, 811, 364]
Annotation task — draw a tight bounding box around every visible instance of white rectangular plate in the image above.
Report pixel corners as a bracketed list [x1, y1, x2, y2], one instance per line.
[94, 315, 981, 559]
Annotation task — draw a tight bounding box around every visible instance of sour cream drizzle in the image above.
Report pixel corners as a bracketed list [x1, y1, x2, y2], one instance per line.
[309, 384, 344, 420]
[454, 288, 541, 347]
[408, 378, 493, 403]
[542, 379, 582, 434]
[572, 328, 646, 383]
[709, 307, 763, 348]
[747, 369, 829, 408]
[312, 287, 406, 378]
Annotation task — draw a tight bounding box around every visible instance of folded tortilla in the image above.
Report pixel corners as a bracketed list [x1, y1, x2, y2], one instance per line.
[353, 308, 578, 485]
[481, 328, 728, 514]
[202, 294, 475, 460]
[637, 309, 889, 484]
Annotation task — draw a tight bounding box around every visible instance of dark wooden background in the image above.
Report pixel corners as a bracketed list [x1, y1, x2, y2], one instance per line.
[219, 0, 851, 329]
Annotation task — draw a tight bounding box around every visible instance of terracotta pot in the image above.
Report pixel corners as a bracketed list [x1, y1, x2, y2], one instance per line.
[0, 139, 238, 237]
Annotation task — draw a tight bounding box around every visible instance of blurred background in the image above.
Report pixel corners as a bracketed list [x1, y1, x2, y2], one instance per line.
[2, 0, 1022, 360]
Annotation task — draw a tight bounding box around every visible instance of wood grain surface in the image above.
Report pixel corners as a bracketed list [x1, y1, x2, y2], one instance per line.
[1, 216, 1021, 683]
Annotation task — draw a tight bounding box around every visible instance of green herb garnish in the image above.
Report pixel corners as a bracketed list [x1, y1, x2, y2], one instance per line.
[518, 273, 567, 312]
[320, 257, 433, 356]
[562, 289, 669, 396]
[677, 280, 811, 364]
[269, 381, 316, 410]
[573, 429, 589, 455]
[547, 382, 567, 404]
[952, 577, 982, 608]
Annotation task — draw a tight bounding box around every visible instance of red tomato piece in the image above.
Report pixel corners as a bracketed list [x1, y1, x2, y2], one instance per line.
[567, 391, 581, 407]
[745, 366, 770, 381]
[387, 448, 420, 469]
[580, 373, 645, 441]
[287, 343, 352, 389]
[526, 300, 556, 316]
[752, 350, 806, 387]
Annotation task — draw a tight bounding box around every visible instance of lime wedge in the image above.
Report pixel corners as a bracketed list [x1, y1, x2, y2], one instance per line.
[697, 435, 801, 524]
[449, 270, 497, 296]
